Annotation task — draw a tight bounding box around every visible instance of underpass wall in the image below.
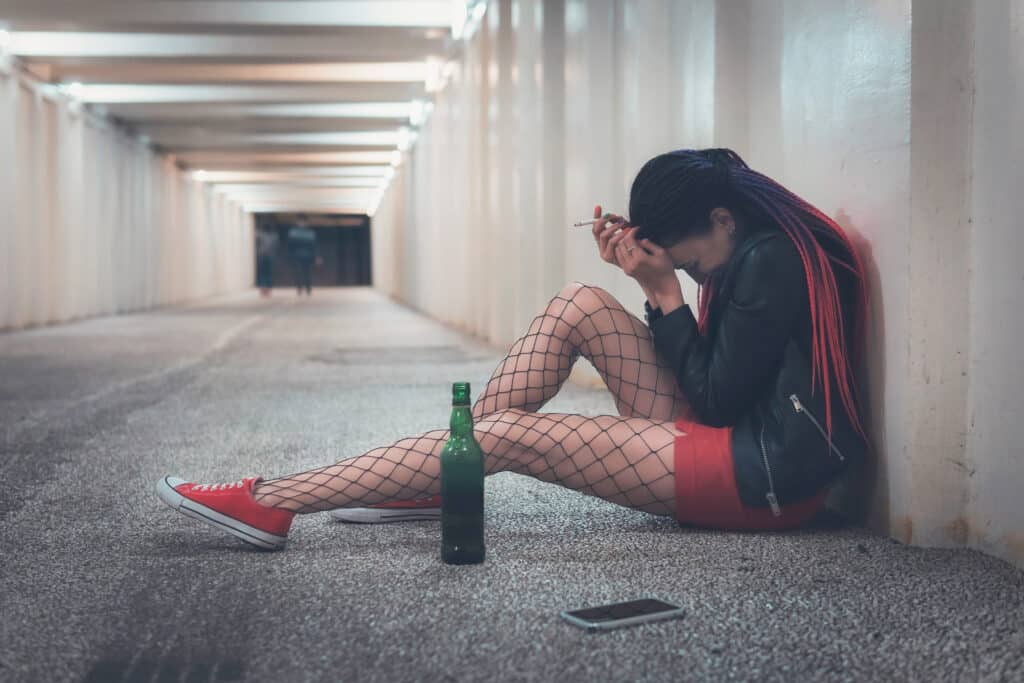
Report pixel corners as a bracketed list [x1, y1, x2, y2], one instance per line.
[370, 0, 1024, 568]
[0, 66, 253, 330]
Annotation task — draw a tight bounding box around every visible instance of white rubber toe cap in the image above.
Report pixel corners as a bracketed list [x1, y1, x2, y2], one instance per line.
[156, 476, 186, 510]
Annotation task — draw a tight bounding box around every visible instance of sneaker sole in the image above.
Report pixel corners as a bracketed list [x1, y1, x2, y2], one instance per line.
[156, 476, 287, 551]
[331, 507, 441, 524]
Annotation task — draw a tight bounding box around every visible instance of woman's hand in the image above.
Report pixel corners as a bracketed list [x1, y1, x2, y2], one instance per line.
[615, 230, 686, 314]
[590, 204, 630, 269]
[614, 229, 673, 286]
[590, 204, 682, 310]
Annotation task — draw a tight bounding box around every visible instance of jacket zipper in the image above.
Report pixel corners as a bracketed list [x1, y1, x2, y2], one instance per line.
[759, 395, 847, 517]
[758, 424, 783, 517]
[789, 394, 846, 462]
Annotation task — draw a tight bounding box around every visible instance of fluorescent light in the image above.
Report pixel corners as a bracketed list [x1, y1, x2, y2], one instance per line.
[212, 179, 382, 191]
[2, 5, 457, 31]
[193, 170, 208, 181]
[195, 167, 392, 182]
[8, 28, 448, 58]
[243, 200, 369, 211]
[60, 82, 85, 99]
[136, 102, 415, 119]
[0, 30, 10, 52]
[175, 150, 396, 165]
[425, 58, 444, 93]
[410, 99, 426, 126]
[397, 127, 412, 152]
[425, 58, 458, 94]
[254, 102, 412, 118]
[60, 84, 419, 105]
[180, 131, 401, 146]
[219, 188, 376, 200]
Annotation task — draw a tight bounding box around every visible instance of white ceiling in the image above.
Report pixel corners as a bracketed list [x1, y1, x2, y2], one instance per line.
[0, 0, 481, 215]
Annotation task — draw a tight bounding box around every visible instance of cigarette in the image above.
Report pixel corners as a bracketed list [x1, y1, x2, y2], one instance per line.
[572, 217, 630, 227]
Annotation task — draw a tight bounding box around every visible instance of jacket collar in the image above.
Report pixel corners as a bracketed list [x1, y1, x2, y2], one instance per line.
[713, 229, 779, 294]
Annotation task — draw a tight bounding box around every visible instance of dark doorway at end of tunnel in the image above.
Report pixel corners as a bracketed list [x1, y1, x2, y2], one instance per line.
[254, 213, 372, 288]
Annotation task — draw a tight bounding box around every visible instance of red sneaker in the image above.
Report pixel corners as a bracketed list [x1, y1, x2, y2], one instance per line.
[330, 494, 442, 524]
[156, 476, 294, 550]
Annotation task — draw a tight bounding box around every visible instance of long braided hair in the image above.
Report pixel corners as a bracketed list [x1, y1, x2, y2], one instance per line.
[629, 148, 868, 439]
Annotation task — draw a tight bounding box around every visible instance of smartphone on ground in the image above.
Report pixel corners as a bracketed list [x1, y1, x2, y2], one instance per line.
[559, 597, 685, 632]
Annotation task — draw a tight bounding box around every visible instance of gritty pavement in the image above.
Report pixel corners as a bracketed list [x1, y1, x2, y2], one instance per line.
[0, 288, 1021, 683]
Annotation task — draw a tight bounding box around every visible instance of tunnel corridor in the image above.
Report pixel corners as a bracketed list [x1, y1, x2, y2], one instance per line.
[1, 0, 1023, 679]
[0, 291, 1021, 681]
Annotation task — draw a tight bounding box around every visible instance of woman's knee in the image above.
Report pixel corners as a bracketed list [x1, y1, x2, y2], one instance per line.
[553, 282, 623, 316]
[557, 281, 605, 300]
[478, 409, 550, 452]
[476, 408, 528, 435]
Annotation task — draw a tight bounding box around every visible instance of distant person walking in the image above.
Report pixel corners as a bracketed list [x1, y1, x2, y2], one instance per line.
[287, 218, 317, 296]
[255, 228, 278, 298]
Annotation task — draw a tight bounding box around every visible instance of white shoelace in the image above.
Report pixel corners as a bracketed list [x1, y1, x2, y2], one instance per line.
[193, 479, 246, 492]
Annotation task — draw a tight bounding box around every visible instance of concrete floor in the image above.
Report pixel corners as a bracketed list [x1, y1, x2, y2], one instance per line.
[0, 288, 1021, 683]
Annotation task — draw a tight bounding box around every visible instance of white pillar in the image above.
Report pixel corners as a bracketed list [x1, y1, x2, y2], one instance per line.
[965, 0, 1024, 567]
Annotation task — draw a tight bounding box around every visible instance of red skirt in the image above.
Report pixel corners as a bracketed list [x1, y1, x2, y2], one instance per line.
[673, 417, 829, 531]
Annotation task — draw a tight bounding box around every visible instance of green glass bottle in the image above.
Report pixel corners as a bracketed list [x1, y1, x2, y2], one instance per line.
[441, 382, 485, 565]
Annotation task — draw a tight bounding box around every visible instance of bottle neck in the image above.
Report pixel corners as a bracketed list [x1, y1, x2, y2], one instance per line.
[450, 404, 473, 436]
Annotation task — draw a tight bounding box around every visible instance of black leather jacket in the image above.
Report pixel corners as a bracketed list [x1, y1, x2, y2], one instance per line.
[646, 230, 866, 512]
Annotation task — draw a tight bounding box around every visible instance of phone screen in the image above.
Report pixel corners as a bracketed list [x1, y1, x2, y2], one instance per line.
[564, 598, 680, 624]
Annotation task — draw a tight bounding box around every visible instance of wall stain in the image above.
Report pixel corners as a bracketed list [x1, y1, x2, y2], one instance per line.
[895, 515, 913, 544]
[1001, 532, 1024, 570]
[945, 517, 968, 545]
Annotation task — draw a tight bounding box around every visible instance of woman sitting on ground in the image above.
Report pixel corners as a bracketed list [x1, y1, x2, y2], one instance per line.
[157, 148, 869, 550]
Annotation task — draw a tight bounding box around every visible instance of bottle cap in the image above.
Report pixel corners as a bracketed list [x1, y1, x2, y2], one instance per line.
[452, 382, 471, 405]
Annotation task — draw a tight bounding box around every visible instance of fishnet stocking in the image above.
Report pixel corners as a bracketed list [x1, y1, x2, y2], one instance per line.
[472, 282, 690, 422]
[254, 283, 689, 519]
[255, 410, 677, 517]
